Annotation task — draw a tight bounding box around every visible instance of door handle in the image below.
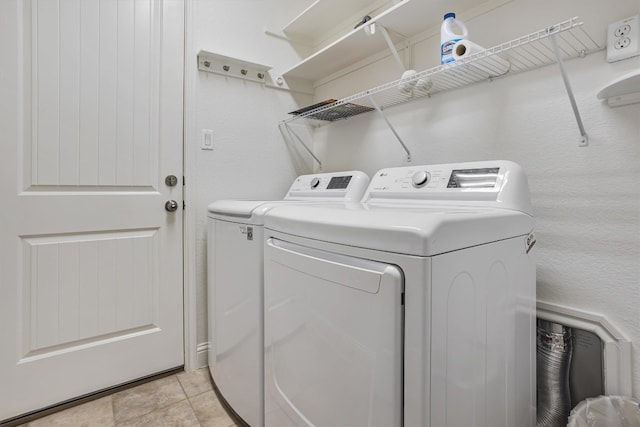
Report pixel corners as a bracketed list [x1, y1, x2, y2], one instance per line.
[165, 200, 179, 212]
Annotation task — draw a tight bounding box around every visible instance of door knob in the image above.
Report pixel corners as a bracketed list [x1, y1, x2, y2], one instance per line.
[165, 200, 179, 212]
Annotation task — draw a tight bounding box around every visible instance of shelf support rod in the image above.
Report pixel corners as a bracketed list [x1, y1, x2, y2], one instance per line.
[282, 123, 322, 169]
[550, 33, 589, 147]
[368, 94, 411, 162]
[378, 25, 406, 72]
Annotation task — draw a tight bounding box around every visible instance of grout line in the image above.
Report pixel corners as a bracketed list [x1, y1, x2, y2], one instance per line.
[109, 371, 187, 425]
[110, 394, 116, 427]
[182, 387, 203, 427]
[178, 368, 214, 426]
[113, 376, 194, 427]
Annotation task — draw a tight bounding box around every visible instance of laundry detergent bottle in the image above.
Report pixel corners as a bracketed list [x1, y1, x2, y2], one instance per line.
[440, 12, 468, 64]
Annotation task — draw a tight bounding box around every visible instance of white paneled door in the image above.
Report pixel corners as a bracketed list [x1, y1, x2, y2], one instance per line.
[0, 0, 184, 420]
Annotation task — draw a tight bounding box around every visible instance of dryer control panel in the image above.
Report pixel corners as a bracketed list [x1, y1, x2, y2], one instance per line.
[364, 160, 532, 214]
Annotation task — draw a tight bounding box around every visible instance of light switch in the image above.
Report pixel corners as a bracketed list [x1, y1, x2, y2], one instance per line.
[201, 129, 214, 150]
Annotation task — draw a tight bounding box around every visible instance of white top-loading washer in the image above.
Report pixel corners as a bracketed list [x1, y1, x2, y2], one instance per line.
[206, 171, 369, 427]
[263, 160, 536, 427]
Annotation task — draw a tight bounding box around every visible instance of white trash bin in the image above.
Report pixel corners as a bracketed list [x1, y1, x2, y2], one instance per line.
[567, 395, 640, 427]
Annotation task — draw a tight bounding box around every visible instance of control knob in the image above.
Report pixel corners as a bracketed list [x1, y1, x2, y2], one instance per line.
[412, 171, 430, 188]
[310, 177, 320, 189]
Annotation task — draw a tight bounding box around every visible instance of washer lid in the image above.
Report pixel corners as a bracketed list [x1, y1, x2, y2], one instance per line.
[264, 203, 534, 256]
[207, 200, 285, 226]
[206, 170, 370, 223]
[208, 200, 272, 217]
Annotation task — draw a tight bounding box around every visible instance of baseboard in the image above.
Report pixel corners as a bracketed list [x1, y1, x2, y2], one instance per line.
[196, 342, 210, 369]
[537, 300, 632, 396]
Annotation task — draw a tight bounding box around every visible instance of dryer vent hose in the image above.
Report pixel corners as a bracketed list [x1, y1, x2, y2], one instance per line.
[536, 319, 573, 427]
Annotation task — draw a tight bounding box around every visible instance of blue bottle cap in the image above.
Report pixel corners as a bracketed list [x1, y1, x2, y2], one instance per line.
[444, 12, 456, 19]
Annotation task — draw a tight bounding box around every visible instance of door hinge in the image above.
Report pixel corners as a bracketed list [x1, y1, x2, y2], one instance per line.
[183, 200, 186, 210]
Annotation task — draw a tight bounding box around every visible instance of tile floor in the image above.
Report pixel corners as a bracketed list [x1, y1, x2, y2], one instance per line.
[19, 368, 237, 427]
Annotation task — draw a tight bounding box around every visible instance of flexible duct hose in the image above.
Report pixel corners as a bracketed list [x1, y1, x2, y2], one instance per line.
[536, 320, 573, 427]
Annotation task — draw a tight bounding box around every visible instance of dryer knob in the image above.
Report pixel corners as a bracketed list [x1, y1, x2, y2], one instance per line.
[310, 177, 320, 189]
[412, 171, 430, 188]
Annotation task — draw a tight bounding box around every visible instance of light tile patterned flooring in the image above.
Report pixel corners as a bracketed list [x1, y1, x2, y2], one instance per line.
[20, 368, 237, 427]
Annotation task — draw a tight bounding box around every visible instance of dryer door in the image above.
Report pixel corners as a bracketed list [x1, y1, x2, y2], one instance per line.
[264, 238, 403, 427]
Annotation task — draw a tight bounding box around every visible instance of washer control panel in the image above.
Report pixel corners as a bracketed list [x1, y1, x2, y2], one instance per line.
[286, 171, 370, 201]
[363, 161, 532, 214]
[369, 167, 454, 193]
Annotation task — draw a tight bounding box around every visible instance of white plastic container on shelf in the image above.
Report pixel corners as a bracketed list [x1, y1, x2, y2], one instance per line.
[441, 12, 468, 64]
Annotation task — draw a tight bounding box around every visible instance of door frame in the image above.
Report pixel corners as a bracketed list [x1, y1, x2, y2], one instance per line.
[182, 0, 199, 372]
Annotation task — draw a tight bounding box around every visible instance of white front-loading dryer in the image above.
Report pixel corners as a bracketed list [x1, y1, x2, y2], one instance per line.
[263, 161, 537, 427]
[206, 171, 369, 427]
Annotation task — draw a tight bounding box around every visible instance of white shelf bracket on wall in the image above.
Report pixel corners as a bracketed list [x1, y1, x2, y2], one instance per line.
[282, 123, 323, 169]
[549, 32, 589, 147]
[368, 94, 411, 162]
[377, 24, 407, 72]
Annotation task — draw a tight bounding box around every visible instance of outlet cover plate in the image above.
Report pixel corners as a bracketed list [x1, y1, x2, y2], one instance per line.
[607, 15, 640, 62]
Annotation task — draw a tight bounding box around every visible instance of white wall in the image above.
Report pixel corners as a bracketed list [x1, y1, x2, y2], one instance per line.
[189, 0, 314, 359]
[190, 0, 640, 398]
[312, 0, 640, 397]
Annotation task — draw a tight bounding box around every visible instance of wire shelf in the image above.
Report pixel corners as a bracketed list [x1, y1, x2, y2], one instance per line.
[281, 17, 602, 126]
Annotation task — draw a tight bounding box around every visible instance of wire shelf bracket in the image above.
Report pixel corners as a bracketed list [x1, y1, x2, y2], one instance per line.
[282, 123, 323, 169]
[377, 25, 407, 73]
[549, 31, 589, 147]
[369, 94, 411, 162]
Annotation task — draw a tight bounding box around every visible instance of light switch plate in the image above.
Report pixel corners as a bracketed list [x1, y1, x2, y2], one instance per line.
[607, 15, 640, 62]
[201, 129, 214, 150]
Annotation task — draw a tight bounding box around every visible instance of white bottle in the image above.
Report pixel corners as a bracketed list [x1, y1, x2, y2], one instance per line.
[440, 12, 468, 64]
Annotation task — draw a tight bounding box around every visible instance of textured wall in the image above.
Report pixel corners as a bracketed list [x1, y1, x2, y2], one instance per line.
[190, 0, 314, 353]
[191, 0, 640, 398]
[312, 0, 640, 397]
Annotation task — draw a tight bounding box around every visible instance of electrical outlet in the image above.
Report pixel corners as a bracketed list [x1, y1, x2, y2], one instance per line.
[607, 15, 640, 62]
[615, 37, 631, 49]
[614, 24, 631, 37]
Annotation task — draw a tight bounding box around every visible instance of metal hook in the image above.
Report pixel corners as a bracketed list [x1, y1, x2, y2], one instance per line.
[354, 15, 371, 29]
